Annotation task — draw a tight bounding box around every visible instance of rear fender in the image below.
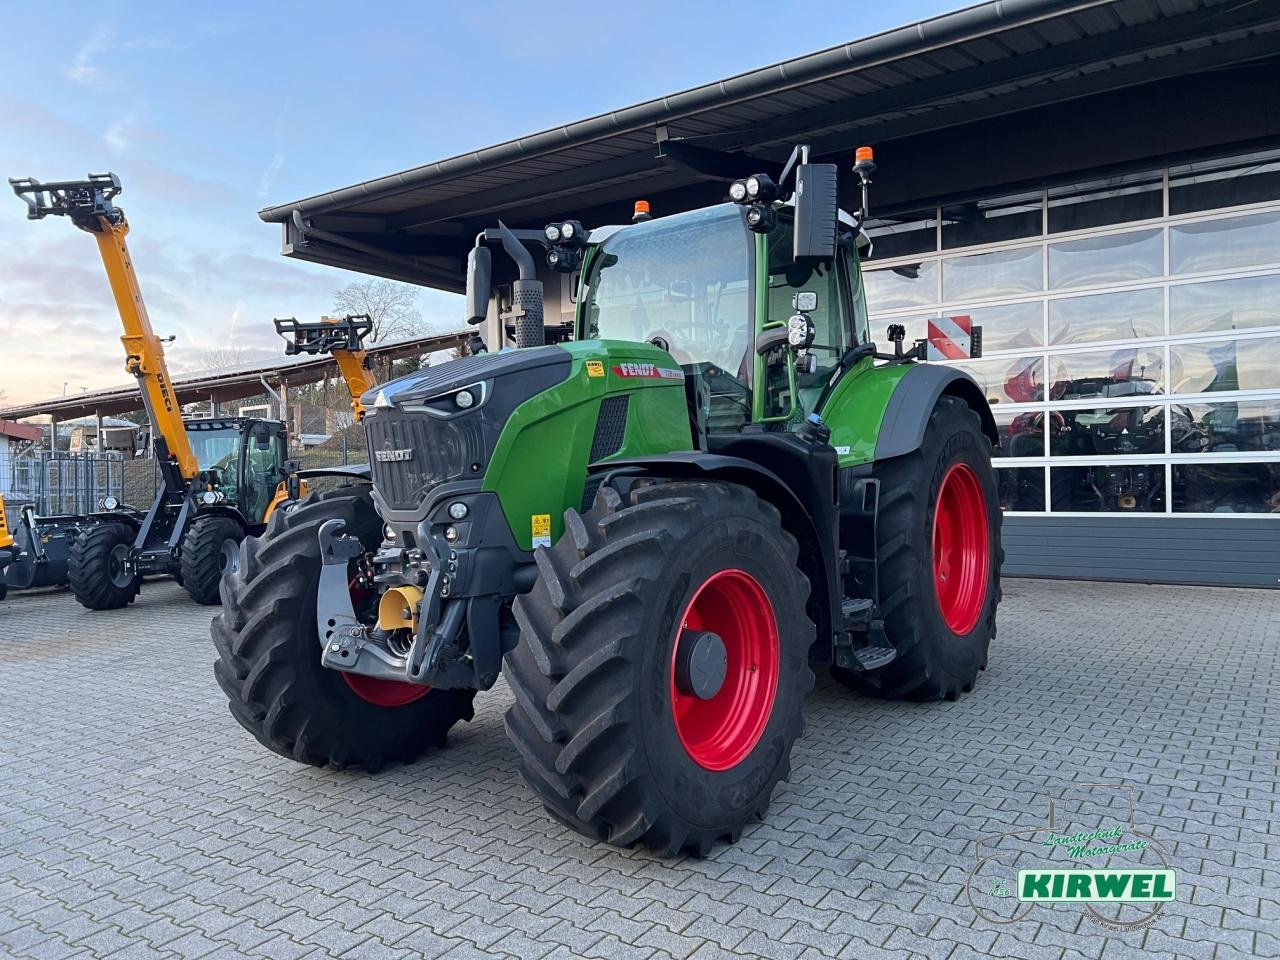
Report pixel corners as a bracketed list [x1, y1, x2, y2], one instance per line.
[875, 364, 998, 461]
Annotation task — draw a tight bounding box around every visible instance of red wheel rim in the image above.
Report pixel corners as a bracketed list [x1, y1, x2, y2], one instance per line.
[342, 575, 429, 708]
[669, 569, 779, 772]
[932, 462, 990, 635]
[342, 671, 429, 707]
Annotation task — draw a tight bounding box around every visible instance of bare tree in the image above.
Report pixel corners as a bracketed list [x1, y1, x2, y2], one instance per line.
[332, 279, 425, 343]
[199, 345, 249, 370]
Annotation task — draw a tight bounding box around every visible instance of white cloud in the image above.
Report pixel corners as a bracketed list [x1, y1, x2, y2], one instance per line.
[104, 117, 132, 155]
[257, 151, 284, 198]
[66, 25, 112, 85]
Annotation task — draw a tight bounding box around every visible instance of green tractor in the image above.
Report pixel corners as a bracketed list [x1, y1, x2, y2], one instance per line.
[214, 145, 1001, 855]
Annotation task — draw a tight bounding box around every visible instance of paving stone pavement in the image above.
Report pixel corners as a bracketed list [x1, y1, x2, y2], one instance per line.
[0, 577, 1276, 960]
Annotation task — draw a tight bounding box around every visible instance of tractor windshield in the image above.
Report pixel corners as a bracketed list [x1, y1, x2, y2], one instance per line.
[585, 205, 751, 373]
[189, 427, 241, 472]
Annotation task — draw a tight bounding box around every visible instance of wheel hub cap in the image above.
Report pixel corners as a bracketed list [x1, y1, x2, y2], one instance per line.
[674, 630, 728, 700]
[932, 462, 990, 635]
[219, 538, 239, 575]
[669, 569, 779, 772]
[107, 543, 132, 588]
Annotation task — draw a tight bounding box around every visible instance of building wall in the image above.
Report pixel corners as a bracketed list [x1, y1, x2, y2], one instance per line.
[1002, 516, 1279, 589]
[862, 142, 1280, 587]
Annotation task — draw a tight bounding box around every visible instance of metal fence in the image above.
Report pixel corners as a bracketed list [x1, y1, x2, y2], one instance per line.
[2, 451, 158, 516]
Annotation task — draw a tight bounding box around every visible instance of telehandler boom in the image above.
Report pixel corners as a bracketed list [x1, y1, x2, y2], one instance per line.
[11, 174, 292, 608]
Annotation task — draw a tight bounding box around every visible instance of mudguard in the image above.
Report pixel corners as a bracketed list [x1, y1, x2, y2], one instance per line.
[874, 364, 998, 461]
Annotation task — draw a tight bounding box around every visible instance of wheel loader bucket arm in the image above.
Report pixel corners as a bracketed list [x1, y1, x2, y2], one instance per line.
[11, 173, 199, 483]
[274, 315, 374, 421]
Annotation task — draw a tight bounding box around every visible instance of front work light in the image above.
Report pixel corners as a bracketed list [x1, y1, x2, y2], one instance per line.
[745, 174, 777, 202]
[745, 204, 777, 233]
[100, 495, 120, 511]
[543, 223, 561, 242]
[729, 180, 748, 202]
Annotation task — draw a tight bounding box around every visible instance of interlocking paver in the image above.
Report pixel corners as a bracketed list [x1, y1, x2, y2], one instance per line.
[1, 578, 1277, 959]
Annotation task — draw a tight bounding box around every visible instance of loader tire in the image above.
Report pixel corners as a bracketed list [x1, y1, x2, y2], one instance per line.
[835, 395, 1002, 701]
[68, 522, 141, 610]
[505, 480, 814, 857]
[180, 515, 243, 605]
[212, 486, 475, 771]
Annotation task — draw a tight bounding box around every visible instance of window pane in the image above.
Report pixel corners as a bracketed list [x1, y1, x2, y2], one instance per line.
[994, 408, 1044, 457]
[865, 209, 936, 259]
[998, 467, 1045, 511]
[959, 301, 1043, 352]
[1170, 336, 1280, 393]
[1049, 347, 1164, 399]
[941, 191, 1042, 249]
[1169, 149, 1280, 214]
[863, 262, 937, 311]
[1050, 406, 1165, 457]
[1051, 463, 1164, 512]
[1048, 228, 1162, 290]
[1172, 463, 1279, 513]
[1169, 212, 1280, 275]
[949, 355, 1044, 405]
[1048, 288, 1163, 346]
[942, 246, 1042, 302]
[1170, 273, 1280, 336]
[1048, 172, 1162, 233]
[1177, 399, 1280, 453]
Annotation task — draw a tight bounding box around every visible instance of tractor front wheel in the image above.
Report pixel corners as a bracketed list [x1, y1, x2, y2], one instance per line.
[180, 515, 244, 605]
[212, 487, 475, 771]
[505, 480, 814, 856]
[68, 522, 141, 610]
[836, 395, 1002, 701]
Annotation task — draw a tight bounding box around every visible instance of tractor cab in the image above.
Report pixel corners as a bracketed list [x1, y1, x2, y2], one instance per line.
[185, 417, 288, 523]
[580, 202, 873, 435]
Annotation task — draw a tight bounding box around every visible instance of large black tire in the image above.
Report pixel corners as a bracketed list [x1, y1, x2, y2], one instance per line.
[505, 480, 815, 856]
[180, 515, 244, 605]
[212, 487, 476, 771]
[68, 522, 141, 610]
[837, 395, 1002, 701]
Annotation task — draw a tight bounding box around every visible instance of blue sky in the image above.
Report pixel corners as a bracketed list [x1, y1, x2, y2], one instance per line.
[0, 0, 959, 405]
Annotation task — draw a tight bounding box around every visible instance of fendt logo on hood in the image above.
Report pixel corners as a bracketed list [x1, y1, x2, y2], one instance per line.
[611, 362, 683, 380]
[375, 448, 413, 462]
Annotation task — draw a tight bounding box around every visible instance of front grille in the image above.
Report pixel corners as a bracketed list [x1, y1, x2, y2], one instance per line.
[365, 410, 488, 511]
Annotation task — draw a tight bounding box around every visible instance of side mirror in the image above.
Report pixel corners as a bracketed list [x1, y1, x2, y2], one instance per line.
[792, 163, 839, 262]
[465, 245, 492, 326]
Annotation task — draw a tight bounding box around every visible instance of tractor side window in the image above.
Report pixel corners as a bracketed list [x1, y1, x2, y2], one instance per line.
[189, 427, 242, 501]
[766, 215, 850, 414]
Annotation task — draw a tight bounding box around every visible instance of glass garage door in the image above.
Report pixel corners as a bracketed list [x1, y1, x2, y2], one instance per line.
[863, 148, 1280, 518]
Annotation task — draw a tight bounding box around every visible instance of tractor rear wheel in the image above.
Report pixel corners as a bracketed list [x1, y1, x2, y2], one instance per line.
[836, 395, 1002, 701]
[505, 480, 814, 856]
[180, 515, 244, 605]
[212, 486, 475, 771]
[68, 522, 141, 610]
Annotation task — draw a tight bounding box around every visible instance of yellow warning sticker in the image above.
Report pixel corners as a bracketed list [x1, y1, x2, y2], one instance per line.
[585, 359, 605, 378]
[531, 513, 552, 548]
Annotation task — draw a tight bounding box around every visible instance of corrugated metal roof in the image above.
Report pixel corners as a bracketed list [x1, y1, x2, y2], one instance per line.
[259, 0, 1280, 289]
[0, 329, 469, 422]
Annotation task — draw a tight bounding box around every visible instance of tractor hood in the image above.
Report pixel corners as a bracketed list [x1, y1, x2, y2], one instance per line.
[361, 345, 570, 409]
